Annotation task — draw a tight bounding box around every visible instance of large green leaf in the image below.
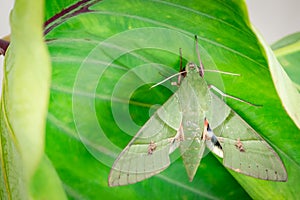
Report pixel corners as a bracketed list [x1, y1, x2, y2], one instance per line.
[43, 0, 300, 199]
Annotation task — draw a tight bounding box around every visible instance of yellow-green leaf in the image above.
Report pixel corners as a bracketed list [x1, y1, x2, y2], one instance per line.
[253, 28, 300, 129]
[0, 0, 51, 198]
[272, 32, 300, 90]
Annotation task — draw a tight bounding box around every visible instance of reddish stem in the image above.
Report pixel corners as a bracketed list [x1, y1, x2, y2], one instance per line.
[0, 39, 10, 56]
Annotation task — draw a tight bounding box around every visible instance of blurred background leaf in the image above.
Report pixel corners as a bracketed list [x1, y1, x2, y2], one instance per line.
[272, 32, 300, 90]
[255, 29, 300, 129]
[0, 0, 52, 199]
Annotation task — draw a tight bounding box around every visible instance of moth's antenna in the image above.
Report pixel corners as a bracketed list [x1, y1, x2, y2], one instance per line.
[150, 71, 186, 89]
[195, 35, 204, 77]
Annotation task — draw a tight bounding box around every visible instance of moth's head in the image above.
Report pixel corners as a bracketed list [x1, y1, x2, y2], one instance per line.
[186, 62, 204, 77]
[186, 62, 197, 71]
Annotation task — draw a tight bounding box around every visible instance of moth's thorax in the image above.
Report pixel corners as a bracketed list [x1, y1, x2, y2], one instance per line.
[178, 63, 211, 123]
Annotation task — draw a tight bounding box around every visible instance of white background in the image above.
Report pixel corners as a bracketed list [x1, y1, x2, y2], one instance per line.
[0, 0, 300, 91]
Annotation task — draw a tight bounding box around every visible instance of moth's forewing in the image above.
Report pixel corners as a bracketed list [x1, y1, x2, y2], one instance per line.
[108, 91, 182, 186]
[213, 108, 287, 181]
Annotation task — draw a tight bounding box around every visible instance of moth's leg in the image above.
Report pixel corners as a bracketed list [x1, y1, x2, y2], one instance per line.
[172, 123, 184, 142]
[177, 48, 184, 85]
[235, 138, 245, 152]
[208, 84, 259, 106]
[147, 141, 157, 155]
[179, 48, 183, 72]
[204, 69, 240, 76]
[194, 35, 204, 77]
[169, 123, 184, 153]
[171, 48, 186, 86]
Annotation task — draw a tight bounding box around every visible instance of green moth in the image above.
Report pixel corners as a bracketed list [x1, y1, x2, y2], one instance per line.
[108, 37, 287, 186]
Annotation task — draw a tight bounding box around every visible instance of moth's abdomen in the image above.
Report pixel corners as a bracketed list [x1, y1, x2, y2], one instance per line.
[180, 134, 205, 181]
[179, 117, 205, 181]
